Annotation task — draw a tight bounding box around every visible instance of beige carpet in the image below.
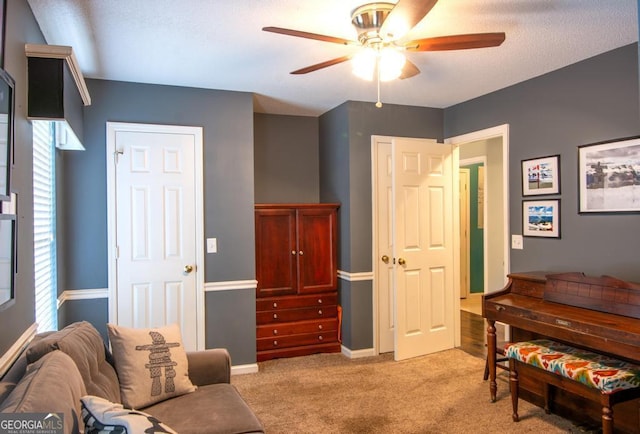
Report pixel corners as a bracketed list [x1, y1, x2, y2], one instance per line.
[232, 349, 594, 434]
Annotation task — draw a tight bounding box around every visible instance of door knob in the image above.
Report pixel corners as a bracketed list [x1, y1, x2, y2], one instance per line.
[381, 255, 389, 264]
[184, 264, 194, 273]
[398, 258, 406, 266]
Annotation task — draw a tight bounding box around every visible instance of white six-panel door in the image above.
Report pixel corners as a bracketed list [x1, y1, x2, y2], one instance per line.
[376, 139, 395, 353]
[393, 137, 455, 361]
[107, 123, 203, 351]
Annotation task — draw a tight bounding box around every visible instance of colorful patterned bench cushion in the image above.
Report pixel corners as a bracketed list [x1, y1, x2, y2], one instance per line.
[505, 339, 640, 394]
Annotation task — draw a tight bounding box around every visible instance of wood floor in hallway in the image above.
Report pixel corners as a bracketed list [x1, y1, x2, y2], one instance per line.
[460, 309, 487, 358]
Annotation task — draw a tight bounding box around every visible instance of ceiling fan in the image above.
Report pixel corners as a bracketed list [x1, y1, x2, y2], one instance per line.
[263, 0, 505, 105]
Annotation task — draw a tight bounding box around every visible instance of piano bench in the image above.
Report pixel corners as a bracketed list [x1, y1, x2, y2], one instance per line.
[505, 339, 640, 434]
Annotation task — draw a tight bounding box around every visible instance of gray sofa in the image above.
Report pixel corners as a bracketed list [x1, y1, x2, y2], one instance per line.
[0, 321, 264, 434]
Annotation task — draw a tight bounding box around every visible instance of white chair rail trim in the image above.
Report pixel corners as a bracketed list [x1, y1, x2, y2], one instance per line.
[57, 288, 109, 308]
[204, 280, 258, 292]
[0, 323, 38, 378]
[337, 270, 374, 282]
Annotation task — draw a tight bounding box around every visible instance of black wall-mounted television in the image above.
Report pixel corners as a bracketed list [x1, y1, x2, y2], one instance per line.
[0, 67, 15, 201]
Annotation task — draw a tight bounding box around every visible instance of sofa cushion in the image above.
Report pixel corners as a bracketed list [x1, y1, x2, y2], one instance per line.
[26, 321, 121, 403]
[144, 383, 264, 434]
[81, 395, 177, 434]
[107, 323, 196, 409]
[0, 351, 86, 434]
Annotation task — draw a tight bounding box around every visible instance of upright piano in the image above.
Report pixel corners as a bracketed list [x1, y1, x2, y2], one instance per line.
[483, 271, 640, 431]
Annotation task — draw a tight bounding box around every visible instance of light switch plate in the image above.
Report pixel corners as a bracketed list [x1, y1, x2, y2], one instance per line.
[207, 238, 217, 253]
[511, 234, 523, 250]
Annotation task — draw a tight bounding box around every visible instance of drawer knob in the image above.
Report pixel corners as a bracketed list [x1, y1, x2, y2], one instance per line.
[318, 309, 323, 315]
[273, 302, 278, 308]
[318, 324, 323, 330]
[273, 329, 278, 335]
[273, 340, 278, 346]
[318, 299, 323, 304]
[496, 305, 505, 312]
[318, 335, 323, 341]
[273, 313, 278, 319]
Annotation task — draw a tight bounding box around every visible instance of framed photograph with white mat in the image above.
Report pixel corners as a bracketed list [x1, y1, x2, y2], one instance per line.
[521, 155, 560, 196]
[578, 136, 640, 213]
[522, 199, 560, 238]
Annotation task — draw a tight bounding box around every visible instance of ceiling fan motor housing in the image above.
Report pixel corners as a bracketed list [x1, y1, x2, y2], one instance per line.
[351, 2, 395, 46]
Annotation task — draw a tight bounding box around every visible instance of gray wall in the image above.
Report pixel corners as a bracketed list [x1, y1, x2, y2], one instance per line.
[319, 101, 444, 350]
[254, 113, 319, 203]
[445, 43, 640, 282]
[1, 1, 637, 361]
[59, 79, 257, 364]
[0, 0, 46, 355]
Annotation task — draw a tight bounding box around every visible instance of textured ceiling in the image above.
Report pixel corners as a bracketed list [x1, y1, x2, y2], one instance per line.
[27, 0, 639, 116]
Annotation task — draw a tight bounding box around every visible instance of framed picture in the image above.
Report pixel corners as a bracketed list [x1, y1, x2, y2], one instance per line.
[523, 199, 560, 238]
[578, 136, 640, 213]
[521, 155, 560, 196]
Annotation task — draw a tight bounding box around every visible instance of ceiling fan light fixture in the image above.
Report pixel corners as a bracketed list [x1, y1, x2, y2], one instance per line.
[378, 47, 406, 81]
[352, 47, 377, 81]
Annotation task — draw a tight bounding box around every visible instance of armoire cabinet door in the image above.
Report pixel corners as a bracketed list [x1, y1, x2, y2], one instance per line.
[255, 209, 297, 297]
[256, 203, 338, 298]
[297, 207, 337, 294]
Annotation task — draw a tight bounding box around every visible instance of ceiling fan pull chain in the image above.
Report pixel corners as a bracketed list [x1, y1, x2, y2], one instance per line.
[375, 61, 382, 108]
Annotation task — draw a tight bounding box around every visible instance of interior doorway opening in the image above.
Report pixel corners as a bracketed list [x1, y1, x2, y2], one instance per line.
[447, 125, 510, 358]
[371, 125, 509, 359]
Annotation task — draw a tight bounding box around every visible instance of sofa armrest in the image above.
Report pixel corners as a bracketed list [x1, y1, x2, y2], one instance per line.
[186, 348, 231, 386]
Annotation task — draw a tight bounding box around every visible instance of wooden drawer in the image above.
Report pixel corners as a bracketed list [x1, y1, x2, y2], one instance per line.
[256, 293, 337, 312]
[257, 330, 338, 351]
[257, 305, 338, 324]
[257, 318, 337, 338]
[257, 342, 341, 362]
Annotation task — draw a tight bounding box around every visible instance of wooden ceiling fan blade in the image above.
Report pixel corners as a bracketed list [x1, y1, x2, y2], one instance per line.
[379, 0, 438, 40]
[400, 60, 420, 79]
[406, 33, 506, 51]
[262, 26, 356, 45]
[291, 55, 353, 75]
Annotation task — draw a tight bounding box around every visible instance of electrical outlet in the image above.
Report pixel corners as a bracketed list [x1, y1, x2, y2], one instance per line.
[207, 238, 217, 253]
[511, 234, 523, 250]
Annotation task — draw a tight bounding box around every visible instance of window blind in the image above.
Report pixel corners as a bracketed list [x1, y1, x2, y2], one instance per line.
[32, 120, 57, 332]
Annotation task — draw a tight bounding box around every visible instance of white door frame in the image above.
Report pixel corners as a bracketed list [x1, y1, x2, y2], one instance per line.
[459, 157, 488, 297]
[372, 124, 510, 355]
[459, 167, 471, 299]
[106, 122, 205, 350]
[445, 124, 511, 298]
[371, 135, 460, 355]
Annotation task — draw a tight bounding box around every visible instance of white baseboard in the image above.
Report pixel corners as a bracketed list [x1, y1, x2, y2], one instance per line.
[341, 345, 376, 359]
[231, 363, 259, 375]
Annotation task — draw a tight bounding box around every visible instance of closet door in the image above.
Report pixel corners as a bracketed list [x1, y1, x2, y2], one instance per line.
[255, 209, 297, 297]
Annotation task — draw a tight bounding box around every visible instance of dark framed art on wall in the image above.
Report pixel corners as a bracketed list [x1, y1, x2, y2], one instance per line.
[521, 154, 560, 196]
[522, 199, 560, 238]
[578, 136, 640, 213]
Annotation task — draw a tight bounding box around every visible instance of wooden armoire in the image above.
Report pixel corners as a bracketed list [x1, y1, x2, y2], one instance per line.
[254, 203, 340, 361]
